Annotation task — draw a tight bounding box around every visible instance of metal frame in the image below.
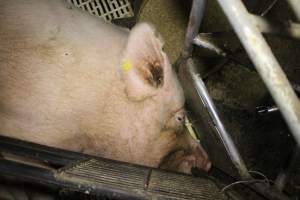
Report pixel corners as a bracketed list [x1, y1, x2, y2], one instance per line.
[186, 58, 251, 179]
[0, 136, 227, 200]
[178, 0, 300, 199]
[275, 147, 300, 192]
[217, 0, 300, 146]
[287, 0, 300, 22]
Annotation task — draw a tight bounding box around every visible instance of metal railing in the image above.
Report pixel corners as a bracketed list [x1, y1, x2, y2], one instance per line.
[178, 0, 300, 199]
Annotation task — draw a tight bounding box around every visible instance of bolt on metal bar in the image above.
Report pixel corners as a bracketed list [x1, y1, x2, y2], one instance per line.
[216, 0, 300, 146]
[187, 59, 251, 179]
[182, 0, 207, 59]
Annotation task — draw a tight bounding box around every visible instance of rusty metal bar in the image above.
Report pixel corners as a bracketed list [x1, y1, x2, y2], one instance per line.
[216, 0, 300, 146]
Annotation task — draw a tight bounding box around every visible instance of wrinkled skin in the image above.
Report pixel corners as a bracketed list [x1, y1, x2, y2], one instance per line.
[0, 0, 211, 174]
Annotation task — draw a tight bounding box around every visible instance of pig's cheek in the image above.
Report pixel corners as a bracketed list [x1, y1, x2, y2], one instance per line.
[163, 115, 185, 132]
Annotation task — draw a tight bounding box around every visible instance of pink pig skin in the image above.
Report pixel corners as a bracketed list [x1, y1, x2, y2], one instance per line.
[0, 0, 211, 173]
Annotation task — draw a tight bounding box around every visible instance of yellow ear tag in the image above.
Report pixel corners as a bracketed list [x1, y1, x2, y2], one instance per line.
[122, 60, 132, 72]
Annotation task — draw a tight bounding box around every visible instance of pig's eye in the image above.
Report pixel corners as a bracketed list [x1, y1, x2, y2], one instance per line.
[174, 110, 186, 124]
[176, 115, 184, 123]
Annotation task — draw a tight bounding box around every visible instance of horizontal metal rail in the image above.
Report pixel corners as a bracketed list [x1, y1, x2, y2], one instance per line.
[251, 14, 300, 40]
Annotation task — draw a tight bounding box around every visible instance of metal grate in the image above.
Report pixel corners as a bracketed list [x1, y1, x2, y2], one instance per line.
[56, 159, 228, 200]
[68, 0, 134, 22]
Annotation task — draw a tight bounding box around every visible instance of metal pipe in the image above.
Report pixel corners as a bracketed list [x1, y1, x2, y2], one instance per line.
[251, 14, 300, 40]
[250, 183, 290, 200]
[286, 0, 300, 22]
[187, 58, 251, 179]
[216, 0, 300, 146]
[182, 0, 207, 59]
[193, 35, 227, 56]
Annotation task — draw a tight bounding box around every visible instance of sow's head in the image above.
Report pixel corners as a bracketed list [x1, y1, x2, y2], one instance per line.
[120, 23, 185, 133]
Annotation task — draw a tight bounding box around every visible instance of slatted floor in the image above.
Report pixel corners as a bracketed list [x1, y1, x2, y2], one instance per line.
[56, 159, 228, 200]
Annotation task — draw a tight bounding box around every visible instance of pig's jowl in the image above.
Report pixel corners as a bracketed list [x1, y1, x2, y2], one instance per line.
[0, 0, 211, 174]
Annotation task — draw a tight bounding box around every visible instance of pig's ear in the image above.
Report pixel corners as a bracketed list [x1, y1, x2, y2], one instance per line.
[120, 23, 166, 101]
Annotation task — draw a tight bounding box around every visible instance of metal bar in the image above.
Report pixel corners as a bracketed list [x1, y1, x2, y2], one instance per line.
[275, 146, 300, 192]
[187, 58, 251, 179]
[261, 0, 278, 16]
[251, 14, 300, 40]
[216, 0, 300, 146]
[182, 0, 207, 59]
[0, 135, 88, 166]
[193, 35, 227, 56]
[286, 0, 300, 22]
[0, 158, 144, 200]
[180, 0, 251, 180]
[250, 183, 290, 200]
[0, 158, 59, 186]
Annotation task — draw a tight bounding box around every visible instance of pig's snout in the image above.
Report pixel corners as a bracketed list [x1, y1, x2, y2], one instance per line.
[178, 145, 212, 174]
[194, 144, 212, 172]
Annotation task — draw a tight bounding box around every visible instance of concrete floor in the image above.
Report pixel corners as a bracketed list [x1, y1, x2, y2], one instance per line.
[138, 0, 188, 63]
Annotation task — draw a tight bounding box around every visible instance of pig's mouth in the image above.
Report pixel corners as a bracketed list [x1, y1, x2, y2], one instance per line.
[159, 147, 212, 174]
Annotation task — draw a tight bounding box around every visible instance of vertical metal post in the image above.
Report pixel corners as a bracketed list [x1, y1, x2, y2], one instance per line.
[179, 1, 296, 199]
[216, 0, 300, 146]
[275, 146, 300, 192]
[181, 0, 207, 59]
[180, 0, 251, 179]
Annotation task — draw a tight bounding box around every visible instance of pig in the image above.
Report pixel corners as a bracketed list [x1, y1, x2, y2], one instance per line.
[0, 0, 211, 174]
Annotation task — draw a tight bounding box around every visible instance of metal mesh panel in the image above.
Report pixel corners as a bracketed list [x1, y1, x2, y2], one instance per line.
[56, 159, 228, 200]
[68, 0, 134, 22]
